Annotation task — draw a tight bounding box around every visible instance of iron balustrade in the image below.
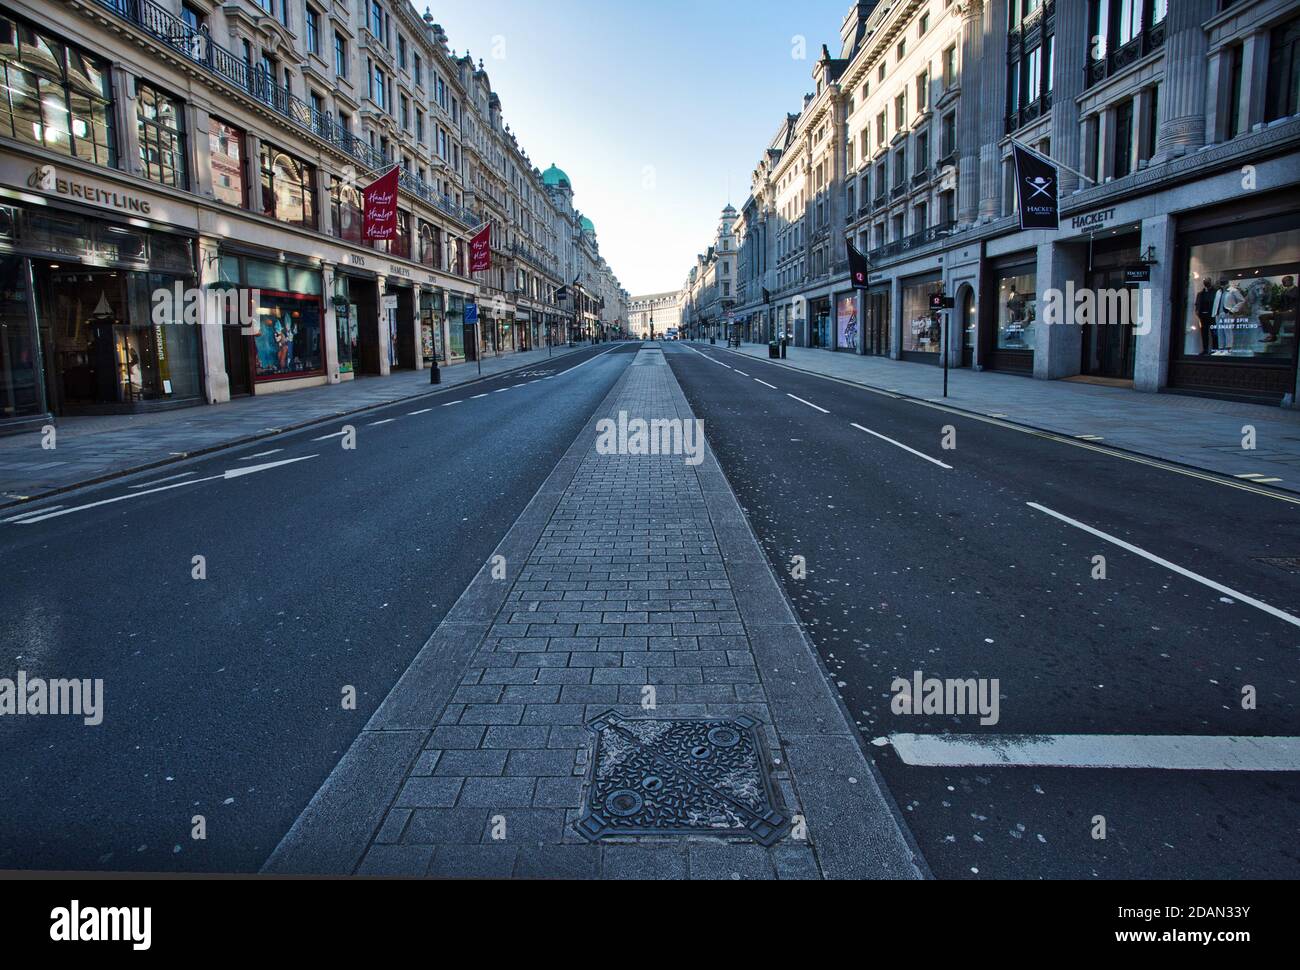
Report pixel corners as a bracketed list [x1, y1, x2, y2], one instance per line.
[92, 0, 472, 227]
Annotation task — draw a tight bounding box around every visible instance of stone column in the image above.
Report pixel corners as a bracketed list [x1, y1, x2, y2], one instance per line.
[1052, 0, 1089, 195]
[112, 66, 143, 179]
[1154, 0, 1215, 162]
[889, 275, 903, 360]
[1097, 107, 1114, 182]
[190, 104, 213, 198]
[245, 133, 265, 216]
[978, 0, 1009, 221]
[322, 263, 341, 384]
[1238, 30, 1271, 135]
[315, 167, 334, 237]
[197, 236, 230, 405]
[1033, 239, 1086, 380]
[1204, 48, 1231, 144]
[375, 278, 392, 376]
[410, 288, 424, 370]
[957, 0, 985, 224]
[1134, 86, 1157, 162]
[1133, 214, 1177, 393]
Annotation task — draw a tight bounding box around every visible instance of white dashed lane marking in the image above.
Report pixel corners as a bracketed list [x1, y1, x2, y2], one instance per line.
[851, 423, 952, 470]
[787, 394, 829, 414]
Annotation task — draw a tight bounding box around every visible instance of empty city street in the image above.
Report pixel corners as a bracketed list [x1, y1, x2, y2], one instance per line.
[666, 341, 1300, 879]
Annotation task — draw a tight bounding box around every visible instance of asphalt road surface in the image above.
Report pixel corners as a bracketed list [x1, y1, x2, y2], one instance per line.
[0, 344, 637, 873]
[665, 340, 1299, 880]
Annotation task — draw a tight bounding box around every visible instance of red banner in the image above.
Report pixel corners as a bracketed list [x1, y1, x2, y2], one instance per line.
[362, 167, 400, 241]
[470, 224, 491, 273]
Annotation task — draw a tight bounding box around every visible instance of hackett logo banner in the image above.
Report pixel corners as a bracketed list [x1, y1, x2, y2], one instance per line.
[847, 240, 870, 289]
[470, 224, 492, 273]
[1013, 143, 1059, 230]
[362, 167, 400, 241]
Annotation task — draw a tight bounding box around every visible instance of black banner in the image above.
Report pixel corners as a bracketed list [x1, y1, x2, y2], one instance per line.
[847, 240, 870, 289]
[1013, 142, 1059, 230]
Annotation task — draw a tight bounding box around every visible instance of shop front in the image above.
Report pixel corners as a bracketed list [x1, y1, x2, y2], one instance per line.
[810, 297, 832, 349]
[1080, 232, 1143, 383]
[220, 251, 324, 392]
[515, 310, 531, 352]
[900, 273, 944, 364]
[864, 284, 891, 357]
[0, 200, 203, 424]
[983, 254, 1037, 374]
[1171, 206, 1299, 405]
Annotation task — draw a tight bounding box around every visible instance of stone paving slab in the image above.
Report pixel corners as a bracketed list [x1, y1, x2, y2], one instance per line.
[264, 345, 924, 879]
[716, 342, 1300, 495]
[0, 343, 589, 506]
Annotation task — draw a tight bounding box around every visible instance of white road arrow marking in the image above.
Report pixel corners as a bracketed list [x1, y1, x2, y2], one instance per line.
[876, 734, 1300, 771]
[16, 456, 318, 523]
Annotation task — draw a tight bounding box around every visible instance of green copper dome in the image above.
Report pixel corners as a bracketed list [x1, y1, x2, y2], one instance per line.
[580, 216, 595, 234]
[542, 164, 570, 188]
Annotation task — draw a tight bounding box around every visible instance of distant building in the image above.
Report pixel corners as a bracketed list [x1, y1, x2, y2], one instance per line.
[628, 293, 681, 338]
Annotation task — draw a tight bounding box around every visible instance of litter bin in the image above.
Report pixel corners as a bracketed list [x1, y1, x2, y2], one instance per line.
[710, 336, 716, 345]
[780, 338, 788, 359]
[768, 340, 780, 359]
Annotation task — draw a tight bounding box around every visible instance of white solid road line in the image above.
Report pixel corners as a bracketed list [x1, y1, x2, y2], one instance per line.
[787, 394, 829, 414]
[754, 378, 778, 389]
[1028, 502, 1300, 629]
[877, 733, 1300, 771]
[128, 472, 195, 489]
[17, 456, 319, 524]
[2, 505, 64, 523]
[241, 449, 283, 460]
[851, 422, 953, 470]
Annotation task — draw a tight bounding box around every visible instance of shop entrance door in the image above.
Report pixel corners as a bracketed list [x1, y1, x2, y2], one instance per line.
[961, 287, 976, 368]
[32, 262, 125, 415]
[1081, 267, 1137, 381]
[222, 324, 252, 397]
[866, 290, 890, 356]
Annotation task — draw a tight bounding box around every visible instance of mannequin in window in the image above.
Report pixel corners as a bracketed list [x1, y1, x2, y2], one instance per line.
[1194, 276, 1216, 355]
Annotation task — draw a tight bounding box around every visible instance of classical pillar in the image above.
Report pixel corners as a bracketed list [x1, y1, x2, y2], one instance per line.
[190, 104, 213, 198]
[375, 278, 392, 376]
[112, 66, 143, 179]
[956, 0, 984, 225]
[322, 263, 341, 384]
[1051, 0, 1088, 195]
[1238, 30, 1271, 135]
[1133, 214, 1177, 393]
[1034, 239, 1086, 381]
[197, 236, 231, 405]
[978, 0, 1009, 221]
[1154, 0, 1215, 162]
[245, 133, 265, 215]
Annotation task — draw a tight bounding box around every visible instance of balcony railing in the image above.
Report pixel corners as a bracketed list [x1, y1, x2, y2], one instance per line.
[1085, 21, 1166, 89]
[867, 220, 957, 262]
[92, 0, 473, 227]
[1005, 93, 1053, 134]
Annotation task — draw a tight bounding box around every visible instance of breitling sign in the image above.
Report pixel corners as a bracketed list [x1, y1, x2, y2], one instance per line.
[27, 164, 154, 215]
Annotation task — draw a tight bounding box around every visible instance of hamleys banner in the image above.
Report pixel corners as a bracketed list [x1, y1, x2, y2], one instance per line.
[362, 167, 400, 241]
[470, 224, 492, 273]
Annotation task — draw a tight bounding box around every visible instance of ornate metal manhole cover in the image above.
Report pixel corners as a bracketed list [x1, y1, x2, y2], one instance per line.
[574, 711, 790, 846]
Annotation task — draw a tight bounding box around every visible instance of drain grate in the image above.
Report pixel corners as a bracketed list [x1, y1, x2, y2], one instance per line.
[1256, 557, 1300, 573]
[574, 711, 790, 846]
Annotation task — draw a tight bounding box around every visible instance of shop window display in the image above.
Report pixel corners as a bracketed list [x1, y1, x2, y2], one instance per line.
[1183, 229, 1300, 362]
[902, 279, 943, 353]
[996, 271, 1037, 351]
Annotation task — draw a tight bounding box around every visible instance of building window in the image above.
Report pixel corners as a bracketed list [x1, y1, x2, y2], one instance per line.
[916, 70, 929, 112]
[1113, 97, 1134, 177]
[208, 117, 245, 207]
[260, 144, 316, 229]
[943, 45, 957, 88]
[369, 1, 383, 39]
[334, 32, 347, 77]
[1265, 15, 1300, 123]
[1226, 43, 1243, 138]
[306, 7, 320, 56]
[0, 16, 115, 167]
[136, 82, 187, 189]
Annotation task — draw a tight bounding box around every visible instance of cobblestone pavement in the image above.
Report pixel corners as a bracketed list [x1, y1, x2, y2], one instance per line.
[265, 346, 923, 879]
[0, 343, 588, 505]
[716, 342, 1300, 494]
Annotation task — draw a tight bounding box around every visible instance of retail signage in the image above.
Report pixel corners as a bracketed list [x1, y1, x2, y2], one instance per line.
[382, 295, 399, 310]
[1013, 143, 1059, 230]
[930, 294, 955, 311]
[847, 240, 871, 289]
[1124, 266, 1152, 283]
[363, 167, 400, 241]
[26, 163, 154, 215]
[464, 302, 479, 324]
[470, 224, 492, 273]
[1069, 207, 1118, 231]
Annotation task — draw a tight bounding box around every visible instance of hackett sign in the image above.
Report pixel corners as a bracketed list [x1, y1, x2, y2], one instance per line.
[1070, 208, 1117, 231]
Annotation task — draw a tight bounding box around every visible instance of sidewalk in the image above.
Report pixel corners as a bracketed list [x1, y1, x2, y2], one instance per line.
[0, 344, 587, 506]
[716, 342, 1300, 494]
[265, 346, 923, 880]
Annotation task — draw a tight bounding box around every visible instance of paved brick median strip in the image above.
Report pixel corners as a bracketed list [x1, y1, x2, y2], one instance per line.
[264, 346, 923, 880]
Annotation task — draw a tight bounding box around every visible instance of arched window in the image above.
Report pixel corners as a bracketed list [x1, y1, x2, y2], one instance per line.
[260, 145, 316, 228]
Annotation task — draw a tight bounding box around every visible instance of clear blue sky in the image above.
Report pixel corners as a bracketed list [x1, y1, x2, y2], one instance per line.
[428, 0, 851, 296]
